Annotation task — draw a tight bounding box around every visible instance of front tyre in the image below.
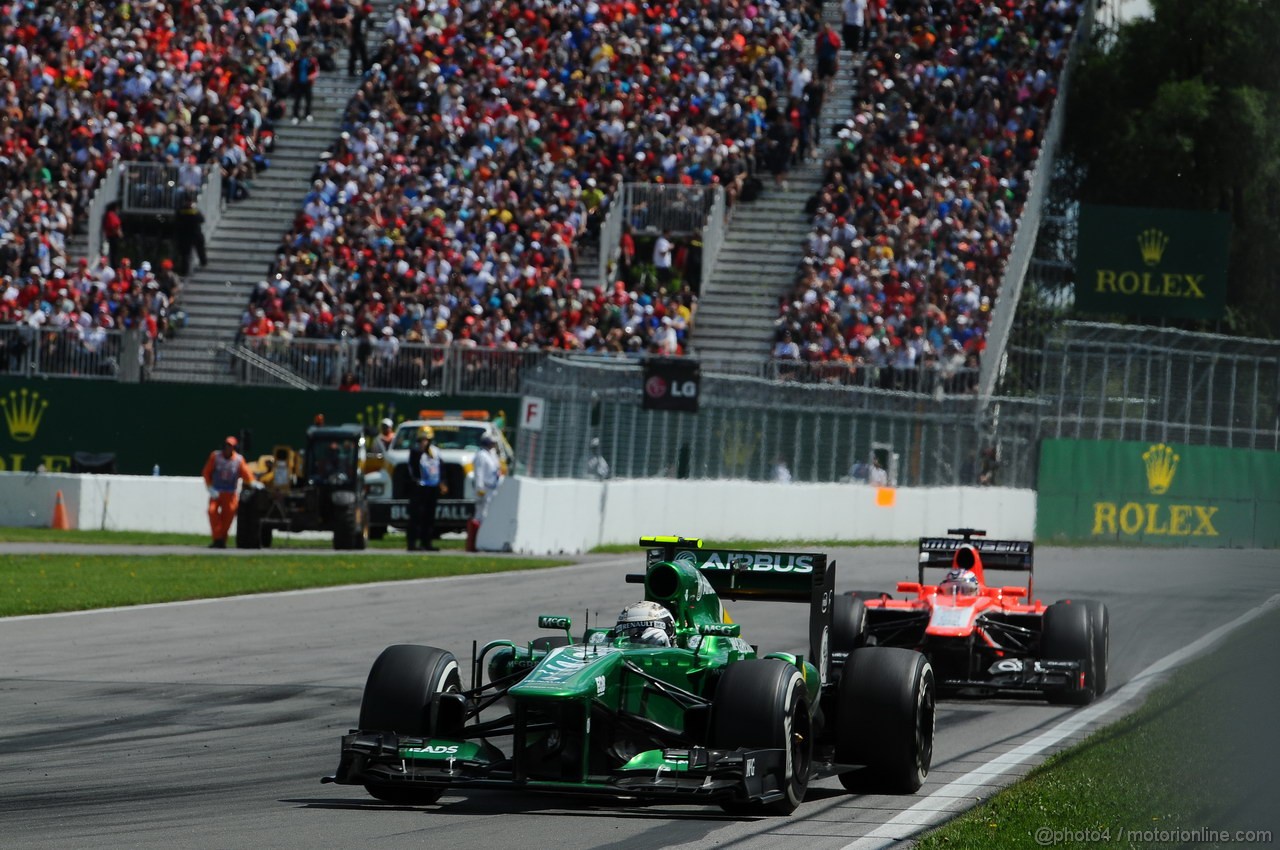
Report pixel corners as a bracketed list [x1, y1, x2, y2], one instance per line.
[710, 659, 812, 815]
[1042, 601, 1097, 705]
[836, 647, 935, 794]
[358, 645, 461, 735]
[358, 645, 461, 806]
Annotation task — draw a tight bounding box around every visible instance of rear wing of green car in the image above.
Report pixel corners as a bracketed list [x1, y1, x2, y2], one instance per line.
[639, 536, 835, 680]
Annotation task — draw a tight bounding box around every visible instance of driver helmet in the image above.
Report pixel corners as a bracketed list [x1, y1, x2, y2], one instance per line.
[614, 601, 675, 646]
[939, 568, 979, 596]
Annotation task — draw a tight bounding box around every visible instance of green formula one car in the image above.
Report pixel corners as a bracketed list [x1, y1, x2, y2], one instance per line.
[323, 536, 936, 814]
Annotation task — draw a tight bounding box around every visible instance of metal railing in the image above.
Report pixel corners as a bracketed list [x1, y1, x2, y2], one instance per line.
[978, 0, 1096, 406]
[120, 162, 211, 214]
[233, 337, 546, 395]
[85, 161, 126, 264]
[1039, 322, 1280, 451]
[518, 356, 1045, 487]
[700, 187, 727, 295]
[0, 324, 133, 380]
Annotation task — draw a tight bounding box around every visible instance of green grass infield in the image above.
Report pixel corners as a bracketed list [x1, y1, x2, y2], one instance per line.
[0, 551, 569, 617]
[915, 608, 1280, 849]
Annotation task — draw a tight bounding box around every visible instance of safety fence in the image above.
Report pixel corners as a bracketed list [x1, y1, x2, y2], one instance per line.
[1037, 322, 1279, 451]
[0, 324, 138, 381]
[518, 356, 1044, 488]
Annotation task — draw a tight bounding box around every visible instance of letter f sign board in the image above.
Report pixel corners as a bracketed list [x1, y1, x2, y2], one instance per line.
[521, 396, 546, 432]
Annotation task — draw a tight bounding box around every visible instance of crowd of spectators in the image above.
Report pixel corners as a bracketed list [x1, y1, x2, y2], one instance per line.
[773, 0, 1082, 392]
[0, 0, 356, 373]
[243, 0, 824, 372]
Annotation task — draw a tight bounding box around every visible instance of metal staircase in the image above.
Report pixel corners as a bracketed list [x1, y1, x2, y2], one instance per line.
[150, 5, 390, 383]
[690, 6, 860, 370]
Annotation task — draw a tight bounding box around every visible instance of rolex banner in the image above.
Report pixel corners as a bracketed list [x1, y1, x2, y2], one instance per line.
[1037, 439, 1280, 548]
[1073, 205, 1229, 320]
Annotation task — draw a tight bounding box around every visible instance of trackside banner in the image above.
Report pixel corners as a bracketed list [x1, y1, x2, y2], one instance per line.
[1073, 204, 1229, 321]
[0, 377, 512, 476]
[1037, 439, 1280, 548]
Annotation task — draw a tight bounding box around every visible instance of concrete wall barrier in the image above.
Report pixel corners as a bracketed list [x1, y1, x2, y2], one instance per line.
[0, 472, 210, 534]
[2, 472, 1036, 553]
[477, 477, 1037, 554]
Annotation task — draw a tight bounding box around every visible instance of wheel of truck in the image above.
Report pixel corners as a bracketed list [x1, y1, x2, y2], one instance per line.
[832, 595, 867, 656]
[332, 505, 367, 550]
[709, 658, 812, 815]
[358, 645, 462, 806]
[234, 492, 263, 550]
[1074, 599, 1109, 697]
[1042, 601, 1096, 705]
[836, 647, 935, 794]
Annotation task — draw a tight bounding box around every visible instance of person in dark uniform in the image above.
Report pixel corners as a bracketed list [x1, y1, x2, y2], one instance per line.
[174, 192, 206, 275]
[348, 2, 371, 76]
[406, 426, 442, 551]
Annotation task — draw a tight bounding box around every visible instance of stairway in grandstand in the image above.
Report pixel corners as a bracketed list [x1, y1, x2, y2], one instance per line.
[150, 4, 390, 384]
[691, 4, 859, 370]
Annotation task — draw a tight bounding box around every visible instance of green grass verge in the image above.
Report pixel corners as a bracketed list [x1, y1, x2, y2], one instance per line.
[0, 553, 567, 617]
[916, 609, 1280, 849]
[0, 526, 455, 549]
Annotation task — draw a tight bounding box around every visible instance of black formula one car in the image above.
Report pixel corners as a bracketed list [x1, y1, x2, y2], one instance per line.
[324, 536, 936, 814]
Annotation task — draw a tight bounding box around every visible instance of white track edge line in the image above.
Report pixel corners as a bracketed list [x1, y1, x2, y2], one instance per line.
[843, 592, 1280, 850]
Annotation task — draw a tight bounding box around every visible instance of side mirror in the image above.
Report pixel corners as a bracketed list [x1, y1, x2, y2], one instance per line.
[896, 581, 922, 595]
[538, 615, 572, 632]
[698, 623, 741, 638]
[1001, 586, 1027, 599]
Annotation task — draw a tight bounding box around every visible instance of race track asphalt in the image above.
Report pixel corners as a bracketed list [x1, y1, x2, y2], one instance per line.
[1, 544, 1276, 849]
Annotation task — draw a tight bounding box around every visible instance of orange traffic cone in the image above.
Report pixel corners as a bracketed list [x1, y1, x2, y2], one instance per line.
[51, 490, 71, 530]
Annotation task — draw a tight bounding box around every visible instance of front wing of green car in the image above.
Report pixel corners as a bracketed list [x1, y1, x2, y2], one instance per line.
[324, 730, 790, 805]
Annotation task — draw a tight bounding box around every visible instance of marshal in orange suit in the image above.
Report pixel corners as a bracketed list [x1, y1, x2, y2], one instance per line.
[202, 436, 256, 548]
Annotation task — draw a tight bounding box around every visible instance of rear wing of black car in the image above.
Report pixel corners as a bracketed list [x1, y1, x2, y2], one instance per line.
[639, 536, 834, 682]
[917, 529, 1034, 585]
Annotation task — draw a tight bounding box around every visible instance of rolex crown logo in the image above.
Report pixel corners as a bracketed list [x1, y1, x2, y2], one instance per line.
[1141, 443, 1179, 495]
[1, 388, 49, 442]
[1137, 228, 1168, 267]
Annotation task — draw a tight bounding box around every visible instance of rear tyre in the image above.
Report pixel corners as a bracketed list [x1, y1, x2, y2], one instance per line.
[234, 492, 263, 550]
[836, 647, 934, 794]
[1042, 601, 1096, 705]
[710, 659, 811, 815]
[333, 504, 367, 550]
[832, 595, 867, 656]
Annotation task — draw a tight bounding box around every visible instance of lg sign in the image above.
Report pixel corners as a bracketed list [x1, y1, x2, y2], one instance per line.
[645, 376, 697, 400]
[642, 360, 700, 412]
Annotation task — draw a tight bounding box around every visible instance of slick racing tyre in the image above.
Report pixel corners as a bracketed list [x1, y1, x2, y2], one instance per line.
[234, 491, 264, 550]
[358, 644, 462, 735]
[710, 658, 812, 815]
[358, 645, 462, 806]
[836, 647, 935, 794]
[1075, 599, 1109, 697]
[832, 595, 868, 656]
[1043, 601, 1097, 705]
[332, 504, 368, 550]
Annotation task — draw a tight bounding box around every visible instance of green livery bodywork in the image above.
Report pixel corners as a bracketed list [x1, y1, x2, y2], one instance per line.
[324, 536, 935, 813]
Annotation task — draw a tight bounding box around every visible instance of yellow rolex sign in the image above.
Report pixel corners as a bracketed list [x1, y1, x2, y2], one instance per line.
[1074, 205, 1229, 320]
[1037, 439, 1280, 548]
